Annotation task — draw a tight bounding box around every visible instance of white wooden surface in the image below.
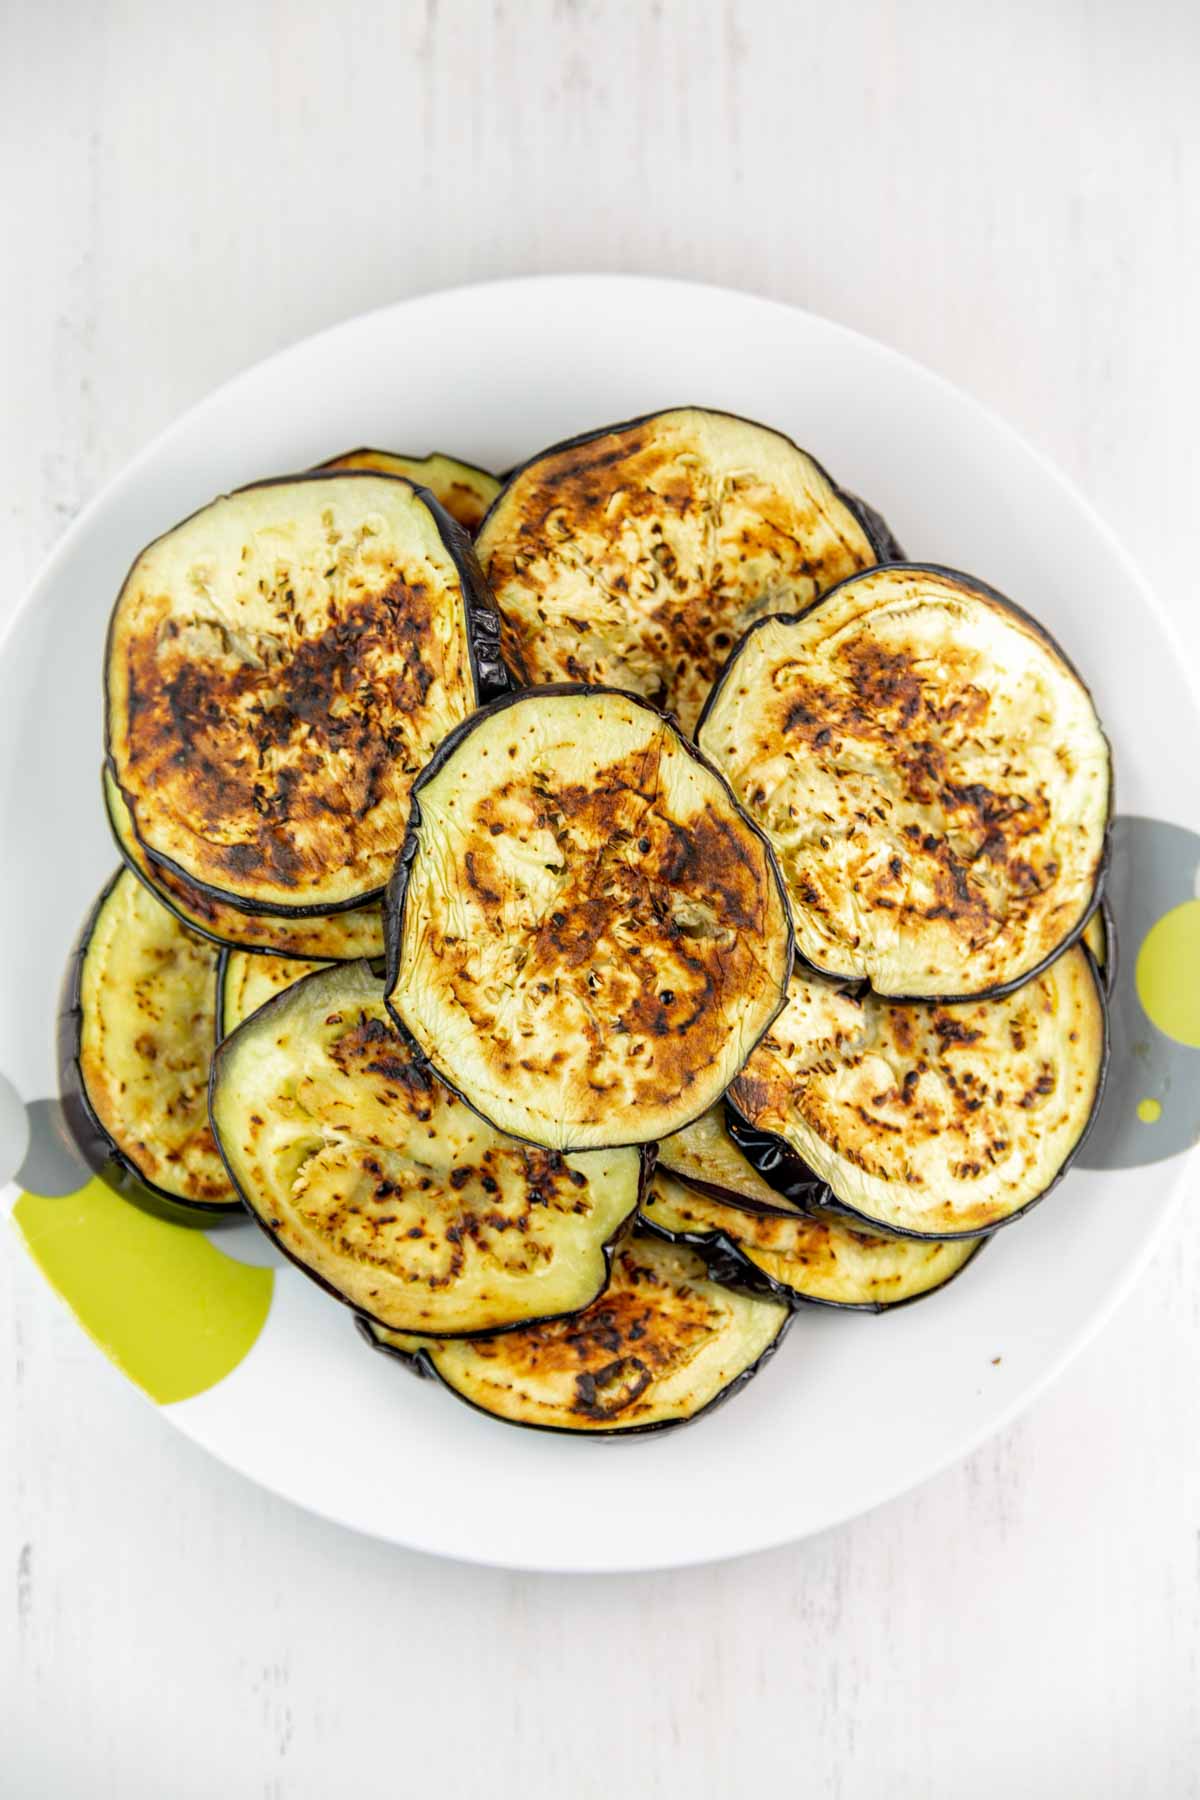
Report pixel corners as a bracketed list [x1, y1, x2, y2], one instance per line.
[4, 3, 1200, 1794]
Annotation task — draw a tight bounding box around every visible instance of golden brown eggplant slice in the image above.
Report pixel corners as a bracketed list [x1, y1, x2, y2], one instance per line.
[104, 765, 385, 959]
[59, 869, 238, 1218]
[105, 472, 504, 915]
[641, 1174, 981, 1311]
[210, 961, 644, 1335]
[318, 449, 500, 535]
[360, 1232, 790, 1434]
[386, 685, 793, 1151]
[215, 949, 328, 1038]
[728, 946, 1107, 1238]
[475, 408, 891, 734]
[698, 565, 1111, 999]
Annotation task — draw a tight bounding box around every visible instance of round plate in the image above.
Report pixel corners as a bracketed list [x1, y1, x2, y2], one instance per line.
[5, 276, 1199, 1572]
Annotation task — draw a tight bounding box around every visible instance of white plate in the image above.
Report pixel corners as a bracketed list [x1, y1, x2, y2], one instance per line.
[5, 275, 1199, 1572]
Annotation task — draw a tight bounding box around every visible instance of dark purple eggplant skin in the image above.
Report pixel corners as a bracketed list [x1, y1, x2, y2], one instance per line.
[475, 406, 902, 593]
[57, 870, 244, 1229]
[106, 469, 508, 921]
[353, 1285, 793, 1440]
[637, 1201, 985, 1314]
[652, 1099, 826, 1219]
[383, 680, 796, 1152]
[695, 561, 1114, 1006]
[1097, 895, 1118, 1000]
[207, 961, 656, 1338]
[725, 943, 1111, 1243]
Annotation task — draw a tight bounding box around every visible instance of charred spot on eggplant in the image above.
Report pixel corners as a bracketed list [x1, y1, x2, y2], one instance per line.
[59, 869, 240, 1221]
[728, 945, 1107, 1239]
[657, 1103, 811, 1215]
[641, 1174, 981, 1311]
[105, 472, 505, 917]
[104, 764, 385, 960]
[216, 950, 328, 1038]
[476, 408, 894, 735]
[386, 685, 793, 1151]
[318, 449, 501, 535]
[698, 564, 1112, 1000]
[210, 960, 644, 1334]
[359, 1230, 789, 1434]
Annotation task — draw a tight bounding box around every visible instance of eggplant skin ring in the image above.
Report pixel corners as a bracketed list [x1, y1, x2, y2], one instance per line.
[386, 684, 794, 1152]
[105, 471, 505, 918]
[728, 945, 1108, 1240]
[59, 868, 241, 1223]
[359, 1232, 791, 1436]
[317, 449, 501, 536]
[698, 564, 1112, 1000]
[475, 406, 895, 736]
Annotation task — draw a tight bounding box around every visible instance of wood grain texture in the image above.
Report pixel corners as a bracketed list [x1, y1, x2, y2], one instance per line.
[3, 1, 1199, 1795]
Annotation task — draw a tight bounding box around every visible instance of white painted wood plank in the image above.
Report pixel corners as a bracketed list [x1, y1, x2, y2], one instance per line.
[3, 1, 1199, 1794]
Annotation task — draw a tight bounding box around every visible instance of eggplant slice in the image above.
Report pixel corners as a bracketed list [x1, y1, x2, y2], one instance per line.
[657, 1103, 806, 1216]
[386, 685, 793, 1151]
[359, 1231, 789, 1435]
[698, 565, 1112, 999]
[216, 950, 327, 1038]
[319, 449, 500, 535]
[475, 408, 893, 735]
[59, 869, 239, 1219]
[105, 472, 505, 916]
[729, 945, 1107, 1239]
[641, 1174, 981, 1312]
[104, 765, 385, 959]
[210, 961, 644, 1335]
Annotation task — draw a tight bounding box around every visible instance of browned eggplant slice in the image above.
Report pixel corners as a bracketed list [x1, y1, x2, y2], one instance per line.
[698, 565, 1112, 1000]
[105, 472, 505, 916]
[386, 685, 793, 1151]
[475, 408, 894, 734]
[728, 946, 1108, 1239]
[210, 961, 645, 1335]
[59, 869, 239, 1221]
[104, 765, 385, 960]
[657, 1103, 809, 1215]
[641, 1174, 981, 1311]
[318, 449, 501, 534]
[215, 949, 328, 1038]
[359, 1231, 790, 1434]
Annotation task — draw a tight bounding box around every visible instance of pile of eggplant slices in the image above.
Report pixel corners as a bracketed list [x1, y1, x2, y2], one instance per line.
[62, 410, 1113, 1437]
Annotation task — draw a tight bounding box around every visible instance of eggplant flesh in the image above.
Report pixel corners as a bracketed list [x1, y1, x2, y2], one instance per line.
[641, 1174, 981, 1311]
[475, 407, 890, 735]
[210, 961, 644, 1335]
[360, 1231, 789, 1434]
[698, 565, 1111, 1000]
[105, 472, 503, 916]
[60, 869, 238, 1215]
[729, 945, 1106, 1239]
[104, 765, 385, 959]
[319, 449, 500, 535]
[216, 950, 328, 1038]
[657, 1103, 807, 1215]
[386, 685, 793, 1152]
